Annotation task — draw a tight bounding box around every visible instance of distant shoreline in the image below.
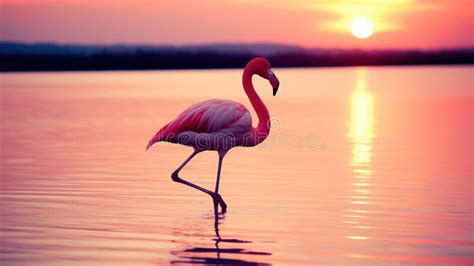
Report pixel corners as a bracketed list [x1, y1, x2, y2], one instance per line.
[1, 42, 473, 72]
[1, 62, 473, 73]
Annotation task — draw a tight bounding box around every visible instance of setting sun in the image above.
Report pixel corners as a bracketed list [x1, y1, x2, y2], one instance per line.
[350, 17, 374, 39]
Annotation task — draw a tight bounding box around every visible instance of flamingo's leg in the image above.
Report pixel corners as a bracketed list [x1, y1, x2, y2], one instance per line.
[171, 150, 226, 213]
[214, 151, 227, 213]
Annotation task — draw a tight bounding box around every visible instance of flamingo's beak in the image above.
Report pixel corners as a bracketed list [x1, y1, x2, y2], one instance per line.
[270, 74, 279, 96]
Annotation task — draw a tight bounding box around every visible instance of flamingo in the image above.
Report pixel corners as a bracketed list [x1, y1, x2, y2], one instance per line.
[146, 57, 280, 215]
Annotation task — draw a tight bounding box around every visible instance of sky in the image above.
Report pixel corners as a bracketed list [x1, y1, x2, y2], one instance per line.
[0, 0, 473, 49]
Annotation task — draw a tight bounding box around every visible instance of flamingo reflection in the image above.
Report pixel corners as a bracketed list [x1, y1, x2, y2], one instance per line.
[171, 206, 271, 265]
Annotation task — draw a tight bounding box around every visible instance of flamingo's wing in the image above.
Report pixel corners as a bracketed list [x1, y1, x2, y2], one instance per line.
[147, 99, 251, 149]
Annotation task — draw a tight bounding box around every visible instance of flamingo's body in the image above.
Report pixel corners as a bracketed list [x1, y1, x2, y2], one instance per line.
[146, 99, 253, 150]
[147, 57, 280, 215]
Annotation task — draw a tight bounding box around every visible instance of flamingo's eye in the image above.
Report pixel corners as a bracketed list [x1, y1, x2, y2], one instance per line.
[268, 68, 274, 77]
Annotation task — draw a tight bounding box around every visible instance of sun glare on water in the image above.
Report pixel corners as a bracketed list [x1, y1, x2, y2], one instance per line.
[350, 17, 374, 39]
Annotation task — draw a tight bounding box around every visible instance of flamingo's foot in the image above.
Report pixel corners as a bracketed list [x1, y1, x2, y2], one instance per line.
[211, 194, 228, 214]
[218, 195, 227, 214]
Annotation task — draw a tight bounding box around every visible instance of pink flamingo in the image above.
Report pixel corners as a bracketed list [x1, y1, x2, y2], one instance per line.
[146, 57, 279, 215]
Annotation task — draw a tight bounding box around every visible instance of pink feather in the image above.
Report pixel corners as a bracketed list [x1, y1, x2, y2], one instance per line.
[146, 99, 251, 150]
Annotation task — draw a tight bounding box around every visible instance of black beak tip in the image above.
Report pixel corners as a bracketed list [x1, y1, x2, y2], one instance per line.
[273, 86, 279, 96]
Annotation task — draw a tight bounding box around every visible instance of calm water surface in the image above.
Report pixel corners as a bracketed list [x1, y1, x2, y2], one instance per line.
[1, 66, 473, 265]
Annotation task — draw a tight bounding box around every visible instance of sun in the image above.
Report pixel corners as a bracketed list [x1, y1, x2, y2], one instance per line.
[350, 17, 374, 39]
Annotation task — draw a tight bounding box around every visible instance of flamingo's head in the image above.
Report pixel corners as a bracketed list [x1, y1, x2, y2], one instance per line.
[249, 57, 280, 96]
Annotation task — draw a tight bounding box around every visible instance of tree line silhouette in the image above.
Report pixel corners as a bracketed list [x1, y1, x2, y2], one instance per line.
[1, 48, 472, 71]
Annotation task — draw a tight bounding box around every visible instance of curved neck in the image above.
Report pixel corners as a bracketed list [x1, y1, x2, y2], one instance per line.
[242, 67, 270, 146]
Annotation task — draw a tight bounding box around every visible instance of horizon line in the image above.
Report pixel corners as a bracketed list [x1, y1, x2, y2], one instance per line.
[1, 40, 473, 52]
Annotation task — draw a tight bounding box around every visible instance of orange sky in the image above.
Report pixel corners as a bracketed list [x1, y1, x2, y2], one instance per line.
[0, 0, 472, 49]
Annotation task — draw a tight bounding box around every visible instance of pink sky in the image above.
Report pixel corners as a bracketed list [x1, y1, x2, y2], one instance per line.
[1, 0, 472, 49]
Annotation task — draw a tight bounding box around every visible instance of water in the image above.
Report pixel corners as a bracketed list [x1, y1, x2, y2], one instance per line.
[1, 66, 473, 265]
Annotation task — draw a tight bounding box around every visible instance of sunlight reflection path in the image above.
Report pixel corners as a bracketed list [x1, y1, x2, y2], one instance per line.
[346, 69, 375, 243]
